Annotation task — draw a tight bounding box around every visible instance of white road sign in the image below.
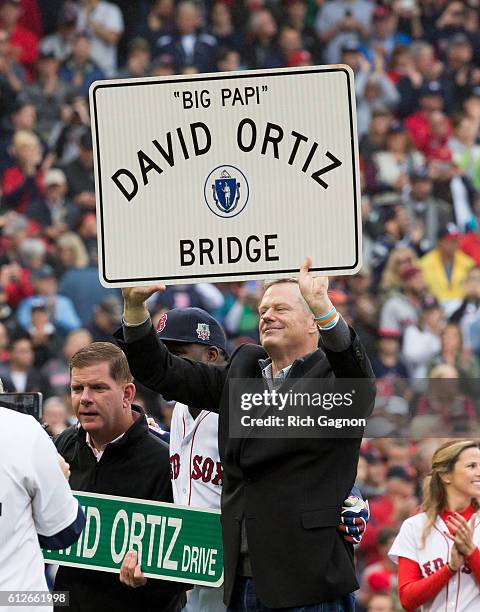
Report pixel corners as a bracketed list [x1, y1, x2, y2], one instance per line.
[89, 66, 362, 287]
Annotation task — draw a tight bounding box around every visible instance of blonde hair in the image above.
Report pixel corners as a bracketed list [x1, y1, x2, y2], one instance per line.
[421, 439, 480, 546]
[429, 363, 458, 379]
[12, 129, 40, 151]
[379, 247, 418, 294]
[57, 232, 89, 268]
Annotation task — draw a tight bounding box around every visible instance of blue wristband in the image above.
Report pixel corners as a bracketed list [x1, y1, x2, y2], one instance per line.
[314, 307, 336, 323]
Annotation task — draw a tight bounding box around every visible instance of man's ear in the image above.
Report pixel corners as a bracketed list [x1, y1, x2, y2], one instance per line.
[308, 313, 319, 336]
[206, 346, 221, 363]
[124, 382, 136, 405]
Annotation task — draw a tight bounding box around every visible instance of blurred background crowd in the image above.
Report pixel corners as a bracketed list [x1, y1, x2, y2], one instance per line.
[3, 0, 480, 609]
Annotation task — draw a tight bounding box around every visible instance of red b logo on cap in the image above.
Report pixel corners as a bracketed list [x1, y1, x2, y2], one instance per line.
[157, 313, 168, 333]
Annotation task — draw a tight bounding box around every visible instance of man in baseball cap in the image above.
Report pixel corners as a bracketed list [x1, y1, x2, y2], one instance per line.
[419, 223, 476, 306]
[121, 307, 228, 611]
[155, 307, 227, 359]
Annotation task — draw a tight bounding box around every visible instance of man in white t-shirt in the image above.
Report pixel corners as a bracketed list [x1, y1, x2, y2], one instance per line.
[0, 381, 85, 612]
[76, 0, 124, 76]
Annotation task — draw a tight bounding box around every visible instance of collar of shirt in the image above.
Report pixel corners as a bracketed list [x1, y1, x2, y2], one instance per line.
[259, 358, 293, 390]
[86, 431, 125, 462]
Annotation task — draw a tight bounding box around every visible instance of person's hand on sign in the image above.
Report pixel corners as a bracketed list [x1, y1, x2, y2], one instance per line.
[122, 285, 166, 325]
[119, 550, 147, 588]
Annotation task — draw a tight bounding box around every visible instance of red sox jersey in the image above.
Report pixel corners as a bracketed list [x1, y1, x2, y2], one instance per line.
[169, 402, 222, 509]
[389, 512, 480, 612]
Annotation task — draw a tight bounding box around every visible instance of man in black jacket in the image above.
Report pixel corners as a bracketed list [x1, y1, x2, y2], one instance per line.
[54, 341, 186, 612]
[118, 259, 375, 611]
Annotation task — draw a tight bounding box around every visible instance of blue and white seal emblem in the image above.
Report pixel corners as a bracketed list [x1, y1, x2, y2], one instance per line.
[204, 165, 249, 218]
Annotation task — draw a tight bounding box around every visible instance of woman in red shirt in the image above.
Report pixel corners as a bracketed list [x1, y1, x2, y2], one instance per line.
[389, 439, 480, 611]
[1, 129, 44, 213]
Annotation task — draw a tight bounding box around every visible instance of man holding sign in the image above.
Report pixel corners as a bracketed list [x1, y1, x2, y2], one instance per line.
[117, 258, 375, 611]
[54, 343, 186, 612]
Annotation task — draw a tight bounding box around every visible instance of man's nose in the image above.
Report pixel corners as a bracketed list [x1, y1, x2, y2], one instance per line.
[80, 387, 92, 404]
[261, 308, 274, 322]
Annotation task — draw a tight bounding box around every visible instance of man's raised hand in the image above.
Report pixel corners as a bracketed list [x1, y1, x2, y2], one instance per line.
[121, 285, 166, 325]
[298, 257, 332, 317]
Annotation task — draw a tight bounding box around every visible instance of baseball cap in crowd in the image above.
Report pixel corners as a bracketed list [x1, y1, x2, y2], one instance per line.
[438, 223, 460, 240]
[410, 167, 430, 182]
[341, 41, 361, 54]
[386, 465, 415, 482]
[377, 327, 401, 340]
[30, 297, 48, 311]
[287, 50, 311, 67]
[421, 294, 440, 310]
[156, 307, 227, 351]
[373, 6, 390, 20]
[361, 447, 385, 464]
[45, 168, 66, 187]
[367, 572, 390, 593]
[419, 80, 444, 98]
[400, 265, 422, 282]
[448, 33, 471, 48]
[39, 50, 57, 61]
[0, 0, 21, 5]
[31, 265, 56, 280]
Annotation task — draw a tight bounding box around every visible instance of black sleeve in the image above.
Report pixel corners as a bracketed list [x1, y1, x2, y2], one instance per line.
[323, 327, 375, 379]
[396, 77, 420, 118]
[115, 324, 227, 413]
[323, 327, 376, 418]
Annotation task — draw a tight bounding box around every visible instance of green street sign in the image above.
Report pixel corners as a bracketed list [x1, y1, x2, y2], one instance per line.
[43, 491, 223, 587]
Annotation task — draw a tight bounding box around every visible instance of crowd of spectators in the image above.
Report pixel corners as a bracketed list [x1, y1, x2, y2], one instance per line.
[3, 0, 480, 609]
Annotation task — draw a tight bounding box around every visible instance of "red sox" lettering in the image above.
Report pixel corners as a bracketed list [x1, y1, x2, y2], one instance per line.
[422, 558, 472, 575]
[170, 453, 180, 480]
[169, 453, 223, 486]
[192, 455, 223, 486]
[422, 558, 445, 575]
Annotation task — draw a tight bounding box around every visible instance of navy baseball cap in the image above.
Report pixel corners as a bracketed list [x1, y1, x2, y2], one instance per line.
[419, 80, 444, 97]
[156, 307, 227, 351]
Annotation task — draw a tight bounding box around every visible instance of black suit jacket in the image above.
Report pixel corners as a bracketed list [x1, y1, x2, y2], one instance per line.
[116, 326, 375, 607]
[0, 365, 52, 398]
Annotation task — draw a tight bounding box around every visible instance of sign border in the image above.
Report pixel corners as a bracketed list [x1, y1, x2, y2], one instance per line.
[91, 66, 359, 284]
[44, 491, 224, 588]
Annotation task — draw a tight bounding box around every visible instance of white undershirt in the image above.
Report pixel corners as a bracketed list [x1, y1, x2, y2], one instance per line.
[11, 371, 27, 393]
[86, 431, 125, 462]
